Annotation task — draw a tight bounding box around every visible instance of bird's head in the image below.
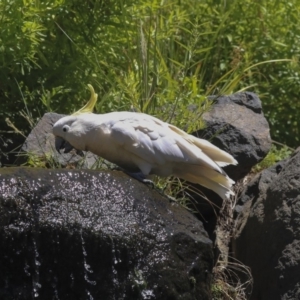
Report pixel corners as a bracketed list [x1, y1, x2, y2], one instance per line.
[53, 115, 86, 153]
[53, 84, 98, 154]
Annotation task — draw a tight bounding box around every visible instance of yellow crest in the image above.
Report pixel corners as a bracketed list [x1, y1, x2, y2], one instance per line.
[72, 84, 98, 115]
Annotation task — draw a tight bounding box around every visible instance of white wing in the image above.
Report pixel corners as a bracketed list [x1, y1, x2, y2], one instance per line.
[107, 113, 223, 175]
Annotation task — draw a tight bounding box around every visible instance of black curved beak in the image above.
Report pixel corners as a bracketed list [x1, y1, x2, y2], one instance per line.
[55, 136, 74, 153]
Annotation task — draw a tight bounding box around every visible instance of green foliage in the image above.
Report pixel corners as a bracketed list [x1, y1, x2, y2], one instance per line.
[252, 144, 293, 172]
[212, 281, 236, 300]
[24, 152, 59, 168]
[225, 0, 300, 147]
[0, 0, 135, 133]
[1, 0, 300, 147]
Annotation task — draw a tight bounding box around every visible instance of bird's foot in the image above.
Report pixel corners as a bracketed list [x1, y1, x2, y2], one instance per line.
[123, 171, 155, 188]
[113, 167, 174, 199]
[112, 167, 155, 187]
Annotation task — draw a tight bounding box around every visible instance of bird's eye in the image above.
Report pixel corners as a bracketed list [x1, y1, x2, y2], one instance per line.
[62, 125, 69, 132]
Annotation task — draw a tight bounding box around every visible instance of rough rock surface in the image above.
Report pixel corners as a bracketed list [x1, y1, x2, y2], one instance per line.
[0, 167, 213, 300]
[195, 92, 272, 181]
[21, 113, 99, 168]
[233, 149, 300, 300]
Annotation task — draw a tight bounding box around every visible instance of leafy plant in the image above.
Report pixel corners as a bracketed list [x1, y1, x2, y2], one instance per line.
[1, 0, 299, 148]
[252, 143, 293, 173]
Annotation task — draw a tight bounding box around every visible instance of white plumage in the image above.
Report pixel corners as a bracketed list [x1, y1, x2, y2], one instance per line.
[53, 111, 237, 199]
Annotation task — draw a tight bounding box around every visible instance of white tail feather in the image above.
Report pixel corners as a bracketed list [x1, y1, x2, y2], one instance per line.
[168, 124, 238, 166]
[189, 136, 238, 166]
[176, 171, 234, 199]
[174, 164, 235, 199]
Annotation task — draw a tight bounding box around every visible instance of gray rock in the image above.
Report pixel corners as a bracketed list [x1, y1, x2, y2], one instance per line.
[0, 167, 213, 300]
[21, 113, 99, 168]
[233, 148, 300, 300]
[195, 92, 272, 181]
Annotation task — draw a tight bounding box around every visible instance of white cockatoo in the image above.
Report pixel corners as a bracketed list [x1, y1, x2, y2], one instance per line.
[53, 85, 237, 199]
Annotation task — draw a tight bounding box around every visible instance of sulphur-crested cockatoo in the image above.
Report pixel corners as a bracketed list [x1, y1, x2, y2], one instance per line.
[53, 85, 237, 199]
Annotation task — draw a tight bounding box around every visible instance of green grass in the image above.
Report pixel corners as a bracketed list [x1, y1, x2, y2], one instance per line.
[252, 143, 293, 173]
